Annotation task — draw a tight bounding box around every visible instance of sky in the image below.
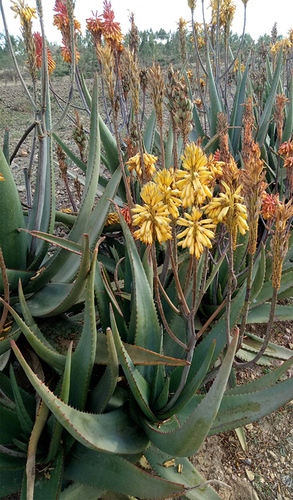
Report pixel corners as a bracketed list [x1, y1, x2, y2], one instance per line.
[0, 0, 292, 44]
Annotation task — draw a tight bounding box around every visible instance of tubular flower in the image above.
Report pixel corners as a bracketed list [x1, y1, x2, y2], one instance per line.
[177, 207, 216, 258]
[11, 0, 36, 25]
[204, 181, 248, 248]
[132, 183, 172, 245]
[0, 173, 4, 181]
[105, 212, 120, 226]
[33, 32, 55, 75]
[154, 168, 181, 219]
[261, 192, 279, 221]
[176, 143, 214, 208]
[86, 11, 104, 46]
[53, 0, 81, 63]
[126, 152, 157, 183]
[102, 0, 124, 49]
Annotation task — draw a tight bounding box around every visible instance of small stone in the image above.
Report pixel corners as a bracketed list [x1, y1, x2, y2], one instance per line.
[268, 450, 277, 459]
[281, 456, 286, 463]
[246, 469, 255, 481]
[245, 459, 252, 465]
[246, 423, 254, 431]
[289, 343, 293, 350]
[260, 477, 265, 484]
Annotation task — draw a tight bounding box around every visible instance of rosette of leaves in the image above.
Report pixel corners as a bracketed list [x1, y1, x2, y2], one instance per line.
[1, 212, 293, 500]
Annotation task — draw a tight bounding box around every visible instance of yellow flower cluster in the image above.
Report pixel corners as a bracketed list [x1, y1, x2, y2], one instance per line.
[129, 143, 248, 258]
[270, 38, 292, 55]
[11, 0, 36, 25]
[175, 143, 221, 207]
[211, 0, 236, 28]
[0, 173, 4, 181]
[132, 183, 172, 245]
[153, 168, 181, 219]
[126, 152, 158, 183]
[204, 181, 248, 248]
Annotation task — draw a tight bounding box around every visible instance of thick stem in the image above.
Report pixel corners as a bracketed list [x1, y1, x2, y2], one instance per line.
[168, 240, 190, 316]
[9, 122, 37, 164]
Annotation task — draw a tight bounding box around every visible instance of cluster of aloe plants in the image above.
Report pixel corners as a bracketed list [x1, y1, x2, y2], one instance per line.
[0, 0, 293, 499]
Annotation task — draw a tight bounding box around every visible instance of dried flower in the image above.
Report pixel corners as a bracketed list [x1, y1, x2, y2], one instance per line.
[148, 63, 165, 129]
[261, 192, 279, 221]
[132, 183, 172, 245]
[271, 200, 293, 289]
[177, 207, 216, 258]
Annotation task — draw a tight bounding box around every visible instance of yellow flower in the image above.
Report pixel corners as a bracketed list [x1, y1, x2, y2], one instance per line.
[132, 183, 172, 245]
[204, 181, 248, 248]
[11, 0, 37, 24]
[177, 207, 216, 258]
[154, 168, 181, 219]
[126, 152, 157, 182]
[176, 143, 214, 207]
[105, 212, 120, 226]
[0, 173, 4, 181]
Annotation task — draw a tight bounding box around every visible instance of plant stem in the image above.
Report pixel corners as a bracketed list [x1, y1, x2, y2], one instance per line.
[225, 232, 234, 346]
[234, 287, 278, 368]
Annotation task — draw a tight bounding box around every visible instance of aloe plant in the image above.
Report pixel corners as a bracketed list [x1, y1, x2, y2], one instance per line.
[1, 1, 293, 499]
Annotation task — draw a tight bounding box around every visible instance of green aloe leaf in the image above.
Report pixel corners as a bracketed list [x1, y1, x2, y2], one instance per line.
[60, 482, 105, 500]
[110, 308, 157, 423]
[11, 340, 148, 455]
[89, 327, 119, 413]
[25, 230, 82, 254]
[251, 268, 293, 307]
[227, 356, 293, 395]
[143, 110, 156, 153]
[206, 45, 223, 140]
[159, 340, 216, 419]
[247, 303, 293, 323]
[0, 324, 21, 355]
[52, 132, 87, 173]
[210, 376, 293, 435]
[145, 444, 222, 500]
[46, 343, 72, 463]
[21, 447, 64, 500]
[95, 331, 188, 366]
[256, 50, 283, 148]
[0, 147, 28, 276]
[0, 468, 24, 498]
[0, 300, 65, 373]
[250, 243, 266, 302]
[65, 443, 185, 499]
[239, 332, 293, 361]
[69, 249, 97, 411]
[283, 76, 293, 142]
[229, 55, 250, 153]
[143, 334, 238, 457]
[24, 234, 90, 317]
[9, 364, 33, 436]
[118, 210, 161, 383]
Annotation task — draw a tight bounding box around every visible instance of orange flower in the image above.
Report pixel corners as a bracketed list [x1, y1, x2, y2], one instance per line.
[53, 0, 81, 63]
[261, 192, 279, 221]
[86, 11, 104, 45]
[102, 0, 124, 49]
[33, 32, 55, 75]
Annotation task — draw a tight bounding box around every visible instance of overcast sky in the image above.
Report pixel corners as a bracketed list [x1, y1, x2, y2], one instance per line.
[1, 0, 292, 43]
